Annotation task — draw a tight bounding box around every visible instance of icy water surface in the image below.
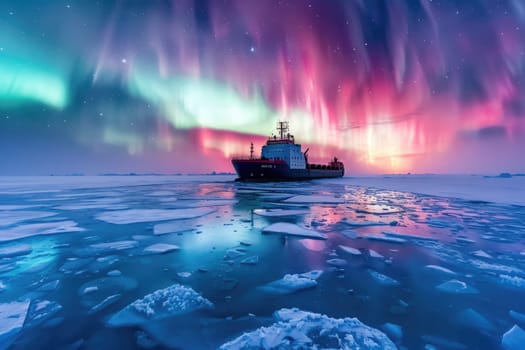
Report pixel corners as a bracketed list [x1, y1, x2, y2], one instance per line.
[0, 176, 524, 349]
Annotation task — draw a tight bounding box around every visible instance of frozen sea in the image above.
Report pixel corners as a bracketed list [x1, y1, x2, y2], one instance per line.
[0, 175, 524, 349]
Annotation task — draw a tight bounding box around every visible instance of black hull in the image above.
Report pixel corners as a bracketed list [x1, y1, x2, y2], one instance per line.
[232, 160, 344, 182]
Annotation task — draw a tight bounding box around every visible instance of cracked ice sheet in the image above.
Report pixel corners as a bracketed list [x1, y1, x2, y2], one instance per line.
[0, 221, 84, 243]
[0, 211, 57, 226]
[95, 208, 216, 224]
[219, 308, 396, 350]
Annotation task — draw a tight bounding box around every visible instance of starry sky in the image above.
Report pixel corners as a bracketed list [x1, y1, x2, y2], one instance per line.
[1, 0, 525, 175]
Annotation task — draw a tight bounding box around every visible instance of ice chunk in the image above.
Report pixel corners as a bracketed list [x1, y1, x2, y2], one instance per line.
[153, 221, 195, 235]
[283, 195, 344, 204]
[59, 257, 94, 274]
[326, 258, 347, 267]
[0, 300, 30, 348]
[253, 209, 309, 217]
[510, 310, 525, 324]
[262, 223, 326, 239]
[0, 221, 84, 243]
[261, 270, 323, 294]
[364, 234, 406, 244]
[455, 308, 494, 333]
[0, 210, 57, 226]
[143, 243, 179, 255]
[96, 208, 215, 224]
[107, 270, 122, 277]
[240, 256, 259, 265]
[24, 300, 63, 328]
[382, 322, 403, 341]
[425, 265, 456, 275]
[89, 240, 139, 253]
[339, 245, 362, 256]
[471, 250, 492, 259]
[470, 260, 522, 274]
[0, 244, 32, 258]
[369, 249, 384, 259]
[79, 277, 137, 310]
[88, 294, 121, 314]
[177, 272, 192, 278]
[224, 248, 247, 260]
[219, 308, 396, 349]
[499, 274, 525, 289]
[107, 284, 212, 327]
[37, 280, 60, 292]
[502, 325, 525, 350]
[436, 279, 478, 294]
[369, 270, 400, 286]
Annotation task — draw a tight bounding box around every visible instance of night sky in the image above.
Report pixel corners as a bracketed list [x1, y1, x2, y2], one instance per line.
[1, 0, 525, 175]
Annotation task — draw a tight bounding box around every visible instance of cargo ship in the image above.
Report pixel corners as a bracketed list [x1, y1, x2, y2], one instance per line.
[232, 122, 344, 181]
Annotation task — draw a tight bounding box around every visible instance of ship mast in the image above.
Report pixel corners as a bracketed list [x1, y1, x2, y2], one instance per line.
[277, 121, 289, 140]
[250, 142, 254, 160]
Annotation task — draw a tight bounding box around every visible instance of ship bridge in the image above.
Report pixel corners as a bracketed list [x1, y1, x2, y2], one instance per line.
[261, 122, 306, 170]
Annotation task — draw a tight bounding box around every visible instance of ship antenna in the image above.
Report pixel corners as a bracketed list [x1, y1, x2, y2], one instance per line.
[250, 142, 254, 160]
[277, 121, 289, 140]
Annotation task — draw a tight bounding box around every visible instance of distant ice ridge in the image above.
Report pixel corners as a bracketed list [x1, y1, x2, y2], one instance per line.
[107, 283, 212, 327]
[96, 208, 216, 224]
[219, 308, 396, 349]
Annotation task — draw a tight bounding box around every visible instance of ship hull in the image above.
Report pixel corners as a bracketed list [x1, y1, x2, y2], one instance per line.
[232, 159, 344, 181]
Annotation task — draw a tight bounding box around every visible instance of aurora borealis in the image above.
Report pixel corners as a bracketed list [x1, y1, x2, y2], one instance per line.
[1, 0, 525, 175]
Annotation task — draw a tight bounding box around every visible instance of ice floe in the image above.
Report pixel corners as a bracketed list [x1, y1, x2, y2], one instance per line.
[382, 322, 403, 341]
[89, 240, 139, 253]
[369, 249, 384, 259]
[369, 270, 400, 286]
[502, 325, 525, 350]
[88, 294, 121, 314]
[0, 244, 32, 258]
[153, 221, 195, 235]
[455, 308, 494, 333]
[107, 284, 212, 326]
[240, 256, 259, 265]
[261, 270, 323, 294]
[339, 245, 362, 256]
[96, 208, 215, 224]
[510, 310, 525, 324]
[0, 300, 30, 348]
[364, 234, 406, 244]
[326, 258, 347, 267]
[499, 274, 525, 289]
[262, 223, 326, 239]
[143, 243, 179, 255]
[253, 209, 310, 217]
[436, 279, 478, 294]
[0, 210, 57, 226]
[425, 265, 456, 275]
[0, 221, 84, 243]
[25, 300, 63, 328]
[283, 195, 344, 204]
[219, 308, 396, 349]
